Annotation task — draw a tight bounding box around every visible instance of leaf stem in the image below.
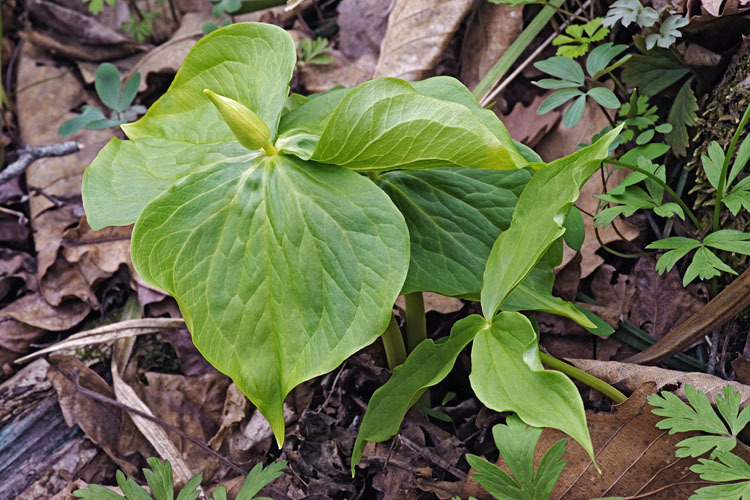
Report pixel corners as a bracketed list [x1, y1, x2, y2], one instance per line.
[404, 292, 427, 352]
[713, 104, 750, 233]
[382, 314, 407, 370]
[607, 158, 703, 232]
[539, 352, 627, 404]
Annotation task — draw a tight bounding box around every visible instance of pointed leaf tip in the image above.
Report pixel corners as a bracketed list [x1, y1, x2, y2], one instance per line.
[203, 89, 276, 154]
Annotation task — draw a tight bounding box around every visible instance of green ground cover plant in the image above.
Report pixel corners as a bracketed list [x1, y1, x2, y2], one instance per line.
[74, 458, 285, 500]
[59, 63, 145, 138]
[81, 21, 624, 470]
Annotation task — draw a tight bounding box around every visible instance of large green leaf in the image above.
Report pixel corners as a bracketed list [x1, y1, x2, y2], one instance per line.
[481, 126, 622, 319]
[82, 23, 296, 230]
[312, 78, 522, 171]
[377, 168, 593, 327]
[377, 167, 529, 296]
[351, 314, 485, 473]
[409, 77, 527, 168]
[469, 311, 593, 460]
[131, 154, 409, 445]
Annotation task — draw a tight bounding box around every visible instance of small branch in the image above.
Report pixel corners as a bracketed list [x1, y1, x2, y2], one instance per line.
[2, 141, 80, 185]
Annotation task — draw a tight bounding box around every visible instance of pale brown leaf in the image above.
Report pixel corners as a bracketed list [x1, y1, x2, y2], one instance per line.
[373, 0, 473, 81]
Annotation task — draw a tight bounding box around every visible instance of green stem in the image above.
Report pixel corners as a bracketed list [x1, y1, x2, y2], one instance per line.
[381, 314, 407, 370]
[404, 292, 427, 352]
[539, 352, 627, 404]
[713, 104, 750, 233]
[607, 158, 703, 232]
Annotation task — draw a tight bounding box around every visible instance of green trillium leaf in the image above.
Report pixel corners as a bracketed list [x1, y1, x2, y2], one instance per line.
[82, 23, 296, 230]
[351, 314, 486, 473]
[469, 311, 594, 461]
[377, 168, 593, 327]
[376, 167, 529, 296]
[312, 78, 522, 171]
[409, 76, 527, 168]
[83, 22, 411, 446]
[132, 154, 409, 445]
[481, 126, 623, 319]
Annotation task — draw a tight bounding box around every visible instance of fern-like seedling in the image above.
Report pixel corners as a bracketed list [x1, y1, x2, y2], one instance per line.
[73, 457, 286, 500]
[650, 385, 750, 499]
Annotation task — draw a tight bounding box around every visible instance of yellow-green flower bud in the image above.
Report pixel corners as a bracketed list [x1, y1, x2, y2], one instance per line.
[203, 89, 277, 155]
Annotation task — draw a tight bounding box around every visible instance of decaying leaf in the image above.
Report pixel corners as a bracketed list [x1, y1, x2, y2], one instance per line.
[591, 257, 708, 339]
[374, 0, 473, 80]
[47, 355, 155, 478]
[569, 358, 750, 405]
[16, 44, 114, 310]
[459, 1, 524, 90]
[501, 94, 561, 148]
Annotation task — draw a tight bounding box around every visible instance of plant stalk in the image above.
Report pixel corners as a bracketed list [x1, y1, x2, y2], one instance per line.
[540, 352, 627, 404]
[713, 104, 750, 233]
[607, 158, 703, 232]
[404, 292, 427, 352]
[382, 314, 407, 370]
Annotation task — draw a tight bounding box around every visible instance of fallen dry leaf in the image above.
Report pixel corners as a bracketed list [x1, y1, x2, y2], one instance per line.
[25, 0, 143, 61]
[337, 0, 389, 59]
[373, 0, 473, 81]
[47, 354, 155, 478]
[137, 370, 232, 482]
[501, 94, 561, 149]
[61, 218, 132, 290]
[570, 358, 750, 405]
[591, 257, 707, 340]
[16, 43, 114, 309]
[459, 2, 523, 91]
[395, 292, 463, 315]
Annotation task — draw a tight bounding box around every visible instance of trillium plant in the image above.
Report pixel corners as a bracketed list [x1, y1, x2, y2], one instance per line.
[83, 23, 622, 470]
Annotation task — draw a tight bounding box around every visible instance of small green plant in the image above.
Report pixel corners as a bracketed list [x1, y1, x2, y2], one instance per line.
[82, 0, 115, 15]
[534, 44, 625, 127]
[465, 415, 567, 500]
[603, 0, 659, 28]
[82, 22, 626, 468]
[650, 385, 750, 499]
[59, 63, 145, 138]
[618, 90, 672, 145]
[122, 11, 159, 42]
[296, 37, 334, 69]
[598, 105, 750, 286]
[552, 18, 609, 58]
[74, 457, 285, 500]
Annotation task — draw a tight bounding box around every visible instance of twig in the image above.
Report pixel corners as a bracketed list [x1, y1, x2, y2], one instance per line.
[71, 370, 247, 475]
[1, 142, 80, 185]
[15, 318, 186, 364]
